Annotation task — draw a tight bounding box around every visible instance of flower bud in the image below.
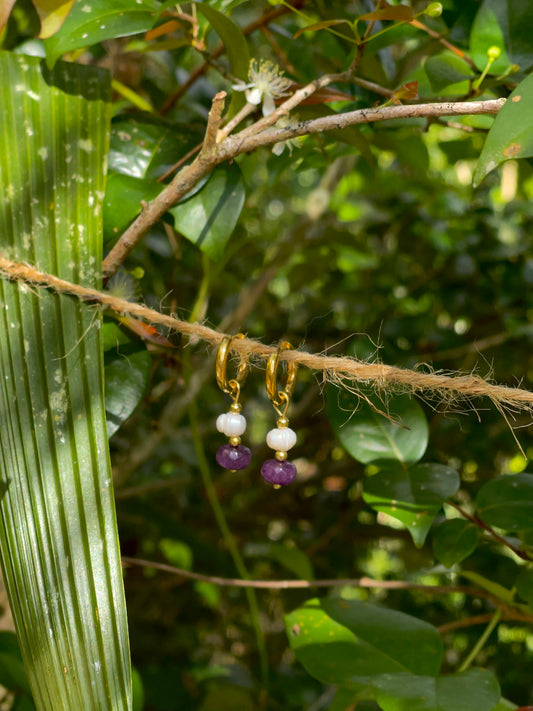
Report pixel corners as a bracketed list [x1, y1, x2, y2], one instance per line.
[424, 2, 442, 17]
[487, 46, 502, 61]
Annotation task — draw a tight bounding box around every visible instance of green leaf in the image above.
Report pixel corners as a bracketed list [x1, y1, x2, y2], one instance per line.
[432, 519, 479, 567]
[328, 686, 365, 711]
[363, 464, 460, 547]
[470, 0, 533, 72]
[103, 323, 151, 437]
[104, 158, 238, 254]
[0, 52, 131, 709]
[460, 571, 514, 604]
[195, 2, 250, 116]
[470, 1, 512, 73]
[285, 598, 443, 687]
[206, 0, 249, 9]
[489, 699, 518, 711]
[193, 580, 221, 609]
[327, 387, 429, 465]
[374, 132, 429, 177]
[504, 0, 533, 70]
[200, 683, 255, 711]
[169, 163, 246, 261]
[103, 172, 163, 244]
[358, 7, 414, 22]
[33, 0, 74, 38]
[105, 118, 210, 244]
[372, 669, 500, 711]
[159, 539, 193, 569]
[473, 73, 533, 186]
[195, 2, 250, 81]
[293, 19, 353, 40]
[424, 53, 474, 93]
[516, 568, 533, 606]
[0, 632, 32, 695]
[44, 0, 159, 67]
[476, 472, 533, 532]
[266, 543, 314, 580]
[131, 667, 144, 711]
[109, 116, 205, 181]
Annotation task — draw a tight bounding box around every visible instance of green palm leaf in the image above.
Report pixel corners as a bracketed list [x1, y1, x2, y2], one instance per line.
[0, 52, 131, 710]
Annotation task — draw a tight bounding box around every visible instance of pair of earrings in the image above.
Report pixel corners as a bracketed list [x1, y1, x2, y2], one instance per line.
[215, 334, 298, 487]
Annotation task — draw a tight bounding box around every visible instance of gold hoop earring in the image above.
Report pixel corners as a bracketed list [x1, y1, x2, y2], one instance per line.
[215, 334, 252, 471]
[261, 341, 298, 487]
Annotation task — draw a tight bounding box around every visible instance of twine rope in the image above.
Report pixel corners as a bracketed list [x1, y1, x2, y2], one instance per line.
[1, 255, 532, 411]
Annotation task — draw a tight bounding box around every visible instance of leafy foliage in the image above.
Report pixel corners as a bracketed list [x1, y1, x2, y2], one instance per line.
[474, 74, 533, 185]
[286, 598, 443, 683]
[327, 388, 429, 465]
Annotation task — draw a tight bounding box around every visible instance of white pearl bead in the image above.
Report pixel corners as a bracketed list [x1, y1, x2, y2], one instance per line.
[266, 427, 297, 452]
[216, 412, 246, 437]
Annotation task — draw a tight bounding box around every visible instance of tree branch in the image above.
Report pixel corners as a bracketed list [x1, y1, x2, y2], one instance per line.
[219, 99, 506, 159]
[121, 556, 502, 603]
[233, 70, 351, 140]
[101, 97, 505, 280]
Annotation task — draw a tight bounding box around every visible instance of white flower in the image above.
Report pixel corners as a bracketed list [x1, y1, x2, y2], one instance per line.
[272, 114, 302, 156]
[232, 59, 292, 116]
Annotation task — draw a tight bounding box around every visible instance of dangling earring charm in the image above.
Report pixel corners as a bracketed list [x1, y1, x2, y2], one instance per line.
[215, 334, 252, 471]
[261, 341, 298, 487]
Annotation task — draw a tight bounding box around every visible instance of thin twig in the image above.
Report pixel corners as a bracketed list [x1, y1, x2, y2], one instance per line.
[261, 24, 296, 75]
[438, 610, 533, 634]
[158, 103, 256, 184]
[157, 142, 202, 182]
[352, 75, 394, 97]
[121, 556, 500, 601]
[217, 101, 257, 142]
[449, 501, 532, 561]
[458, 608, 502, 672]
[233, 69, 351, 141]
[440, 120, 476, 133]
[420, 330, 514, 361]
[409, 18, 477, 69]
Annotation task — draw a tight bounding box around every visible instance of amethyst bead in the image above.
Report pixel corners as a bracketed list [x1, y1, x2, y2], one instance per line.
[216, 443, 251, 470]
[261, 459, 297, 486]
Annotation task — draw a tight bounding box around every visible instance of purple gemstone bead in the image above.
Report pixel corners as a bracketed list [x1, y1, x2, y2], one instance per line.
[261, 459, 297, 486]
[216, 443, 251, 470]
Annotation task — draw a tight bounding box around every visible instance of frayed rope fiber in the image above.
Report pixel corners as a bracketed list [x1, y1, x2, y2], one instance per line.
[1, 255, 533, 412]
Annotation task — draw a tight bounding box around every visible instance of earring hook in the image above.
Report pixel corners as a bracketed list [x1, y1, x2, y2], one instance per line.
[216, 333, 249, 402]
[265, 341, 298, 417]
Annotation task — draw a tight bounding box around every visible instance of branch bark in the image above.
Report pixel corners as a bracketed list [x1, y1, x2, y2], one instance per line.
[219, 99, 506, 159]
[121, 556, 501, 602]
[101, 97, 505, 280]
